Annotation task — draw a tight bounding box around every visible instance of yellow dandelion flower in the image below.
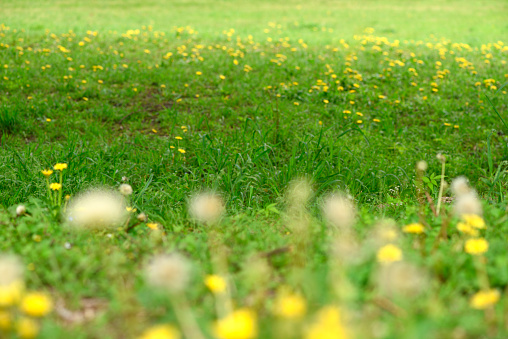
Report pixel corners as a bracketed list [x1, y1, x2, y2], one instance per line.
[139, 324, 180, 339]
[470, 289, 500, 309]
[0, 310, 11, 330]
[196, 71, 202, 76]
[41, 169, 53, 177]
[53, 163, 68, 171]
[462, 214, 485, 229]
[49, 183, 62, 191]
[175, 136, 183, 140]
[219, 75, 226, 80]
[377, 244, 402, 264]
[16, 317, 39, 339]
[146, 223, 159, 230]
[402, 223, 425, 234]
[373, 118, 380, 122]
[304, 306, 347, 339]
[0, 281, 24, 307]
[178, 149, 186, 154]
[457, 222, 479, 237]
[205, 275, 227, 294]
[214, 309, 257, 339]
[465, 238, 488, 255]
[20, 292, 52, 317]
[273, 291, 306, 319]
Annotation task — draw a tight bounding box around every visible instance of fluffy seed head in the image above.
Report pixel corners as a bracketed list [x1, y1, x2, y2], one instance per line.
[436, 153, 446, 163]
[451, 176, 471, 197]
[137, 213, 147, 222]
[145, 253, 192, 294]
[0, 255, 23, 286]
[322, 194, 356, 230]
[376, 262, 428, 298]
[16, 205, 26, 216]
[454, 192, 482, 217]
[66, 189, 127, 230]
[119, 184, 133, 196]
[188, 192, 225, 225]
[416, 161, 428, 172]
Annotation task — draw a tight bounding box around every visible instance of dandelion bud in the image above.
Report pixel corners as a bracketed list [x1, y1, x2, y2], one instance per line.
[145, 253, 191, 294]
[16, 205, 26, 216]
[416, 161, 428, 172]
[119, 184, 133, 196]
[188, 192, 225, 225]
[66, 189, 127, 230]
[436, 153, 446, 163]
[137, 213, 147, 222]
[322, 194, 356, 230]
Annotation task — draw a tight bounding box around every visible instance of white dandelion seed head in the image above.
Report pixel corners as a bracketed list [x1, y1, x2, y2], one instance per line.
[376, 261, 428, 298]
[0, 255, 23, 286]
[451, 176, 471, 197]
[322, 194, 356, 230]
[137, 213, 147, 222]
[436, 153, 446, 163]
[416, 161, 428, 172]
[188, 192, 225, 225]
[119, 184, 133, 196]
[454, 192, 482, 217]
[66, 189, 127, 230]
[287, 178, 312, 208]
[16, 205, 26, 216]
[145, 253, 192, 293]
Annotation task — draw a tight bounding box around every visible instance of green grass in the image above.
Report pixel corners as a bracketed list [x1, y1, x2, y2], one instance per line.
[1, 0, 508, 338]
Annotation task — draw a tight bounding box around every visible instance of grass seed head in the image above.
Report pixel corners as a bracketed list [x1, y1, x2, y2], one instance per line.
[66, 189, 127, 230]
[145, 253, 192, 294]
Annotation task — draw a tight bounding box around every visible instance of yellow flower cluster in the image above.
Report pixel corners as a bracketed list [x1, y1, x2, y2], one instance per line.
[214, 308, 257, 339]
[0, 282, 52, 338]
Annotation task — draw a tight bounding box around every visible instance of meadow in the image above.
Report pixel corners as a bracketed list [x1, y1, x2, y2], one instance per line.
[1, 0, 508, 337]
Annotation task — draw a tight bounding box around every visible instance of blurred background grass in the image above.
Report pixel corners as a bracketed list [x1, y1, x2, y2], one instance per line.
[3, 0, 508, 42]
